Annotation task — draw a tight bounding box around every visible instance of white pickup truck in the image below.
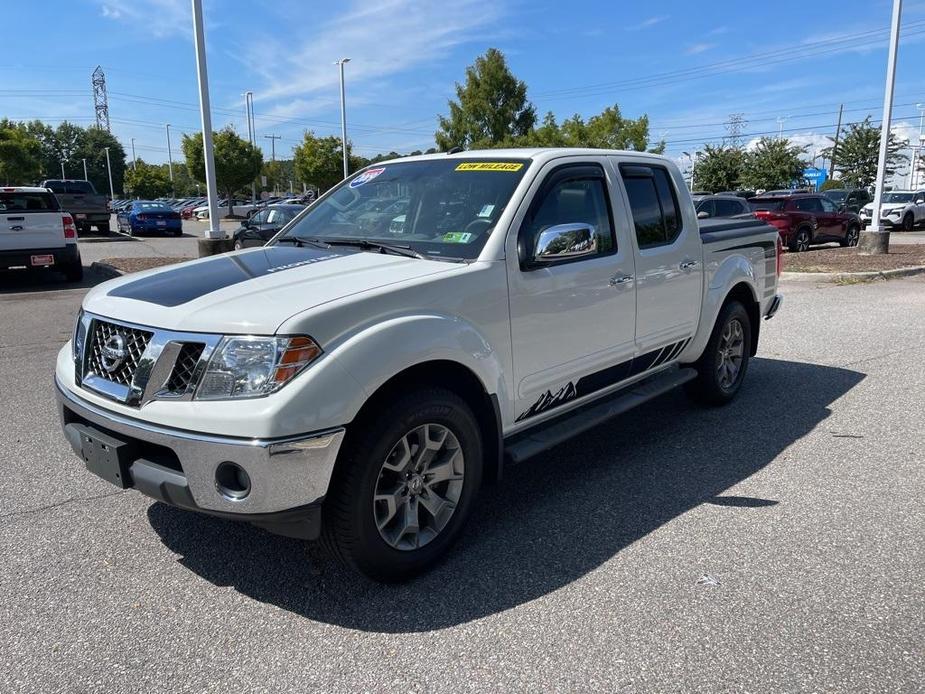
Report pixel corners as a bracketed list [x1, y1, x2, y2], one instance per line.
[1, 186, 83, 281]
[55, 149, 782, 581]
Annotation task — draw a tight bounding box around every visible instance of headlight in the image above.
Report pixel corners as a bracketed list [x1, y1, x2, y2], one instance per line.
[195, 335, 322, 400]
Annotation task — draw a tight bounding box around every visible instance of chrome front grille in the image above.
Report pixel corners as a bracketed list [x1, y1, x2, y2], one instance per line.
[75, 312, 221, 407]
[86, 320, 153, 386]
[165, 343, 205, 394]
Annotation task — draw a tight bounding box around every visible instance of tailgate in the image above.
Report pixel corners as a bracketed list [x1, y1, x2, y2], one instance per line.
[57, 193, 107, 214]
[0, 212, 64, 250]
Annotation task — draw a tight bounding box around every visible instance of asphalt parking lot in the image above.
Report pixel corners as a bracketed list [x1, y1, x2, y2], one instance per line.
[1, 262, 923, 692]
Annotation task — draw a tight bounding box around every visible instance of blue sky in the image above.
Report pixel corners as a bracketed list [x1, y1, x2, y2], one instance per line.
[4, 0, 925, 181]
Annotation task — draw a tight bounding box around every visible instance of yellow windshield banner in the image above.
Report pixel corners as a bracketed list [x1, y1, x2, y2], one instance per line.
[455, 162, 524, 172]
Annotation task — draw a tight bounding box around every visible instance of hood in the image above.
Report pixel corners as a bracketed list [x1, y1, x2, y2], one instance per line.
[83, 246, 459, 334]
[862, 202, 905, 213]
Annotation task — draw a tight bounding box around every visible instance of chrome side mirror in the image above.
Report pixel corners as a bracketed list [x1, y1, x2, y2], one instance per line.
[533, 223, 598, 264]
[915, 198, 924, 205]
[697, 210, 710, 219]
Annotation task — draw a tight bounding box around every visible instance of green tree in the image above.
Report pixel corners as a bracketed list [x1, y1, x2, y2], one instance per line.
[123, 160, 172, 199]
[436, 48, 536, 150]
[0, 126, 42, 184]
[70, 127, 126, 197]
[293, 131, 347, 193]
[694, 145, 745, 192]
[822, 116, 906, 189]
[740, 137, 807, 190]
[182, 127, 263, 216]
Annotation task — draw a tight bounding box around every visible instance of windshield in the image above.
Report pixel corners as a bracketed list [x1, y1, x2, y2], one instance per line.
[883, 192, 913, 203]
[278, 158, 530, 260]
[824, 191, 847, 202]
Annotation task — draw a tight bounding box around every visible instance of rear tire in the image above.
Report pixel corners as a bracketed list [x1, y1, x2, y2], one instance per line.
[63, 261, 84, 283]
[685, 300, 752, 406]
[789, 228, 811, 252]
[96, 222, 110, 234]
[233, 240, 243, 250]
[322, 388, 483, 582]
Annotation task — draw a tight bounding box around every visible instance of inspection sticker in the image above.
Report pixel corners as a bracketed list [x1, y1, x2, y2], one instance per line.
[455, 162, 524, 172]
[349, 167, 386, 188]
[442, 232, 474, 243]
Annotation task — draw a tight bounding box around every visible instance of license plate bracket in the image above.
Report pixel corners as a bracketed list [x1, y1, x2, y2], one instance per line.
[30, 254, 54, 266]
[70, 424, 136, 488]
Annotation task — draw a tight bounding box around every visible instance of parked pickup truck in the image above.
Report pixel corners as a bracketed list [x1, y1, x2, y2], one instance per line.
[55, 149, 782, 581]
[40, 179, 110, 234]
[0, 186, 83, 281]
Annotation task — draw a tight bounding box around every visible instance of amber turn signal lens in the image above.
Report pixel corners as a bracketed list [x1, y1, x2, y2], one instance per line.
[271, 336, 322, 385]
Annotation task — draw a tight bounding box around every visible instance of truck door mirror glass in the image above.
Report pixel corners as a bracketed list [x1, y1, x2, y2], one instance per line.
[533, 223, 598, 264]
[915, 197, 924, 205]
[697, 210, 710, 219]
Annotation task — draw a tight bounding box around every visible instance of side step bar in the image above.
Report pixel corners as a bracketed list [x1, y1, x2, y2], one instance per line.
[504, 367, 698, 464]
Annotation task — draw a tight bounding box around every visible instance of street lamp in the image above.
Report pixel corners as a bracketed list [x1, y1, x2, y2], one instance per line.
[60, 160, 66, 179]
[191, 0, 222, 241]
[103, 146, 115, 200]
[681, 151, 700, 190]
[335, 57, 351, 179]
[165, 124, 174, 190]
[82, 158, 88, 181]
[911, 102, 925, 189]
[131, 137, 137, 170]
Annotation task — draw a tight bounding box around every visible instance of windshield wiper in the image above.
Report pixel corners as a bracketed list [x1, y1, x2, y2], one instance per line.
[274, 236, 331, 249]
[323, 238, 425, 259]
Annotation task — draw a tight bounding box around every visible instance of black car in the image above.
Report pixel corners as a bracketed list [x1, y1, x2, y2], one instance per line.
[695, 195, 754, 219]
[232, 204, 305, 249]
[822, 188, 871, 214]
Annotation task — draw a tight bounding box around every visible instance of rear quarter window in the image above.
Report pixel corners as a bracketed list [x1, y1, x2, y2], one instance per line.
[0, 192, 60, 212]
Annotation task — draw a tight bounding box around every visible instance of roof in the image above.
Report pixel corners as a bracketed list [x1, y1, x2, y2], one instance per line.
[374, 147, 670, 167]
[0, 186, 55, 193]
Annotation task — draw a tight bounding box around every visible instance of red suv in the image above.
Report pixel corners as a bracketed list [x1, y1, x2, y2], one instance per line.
[749, 194, 861, 251]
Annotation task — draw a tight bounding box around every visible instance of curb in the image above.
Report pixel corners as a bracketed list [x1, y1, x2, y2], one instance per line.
[781, 265, 925, 283]
[90, 261, 124, 280]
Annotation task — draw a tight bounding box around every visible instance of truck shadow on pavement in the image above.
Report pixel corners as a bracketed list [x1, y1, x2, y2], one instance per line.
[0, 266, 111, 295]
[147, 357, 864, 633]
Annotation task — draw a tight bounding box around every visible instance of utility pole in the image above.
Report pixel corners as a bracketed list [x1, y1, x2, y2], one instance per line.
[911, 103, 925, 189]
[829, 104, 844, 179]
[104, 146, 115, 200]
[861, 0, 902, 255]
[776, 115, 789, 139]
[82, 158, 88, 181]
[264, 134, 280, 162]
[335, 58, 351, 179]
[131, 138, 137, 170]
[165, 124, 174, 193]
[191, 0, 222, 242]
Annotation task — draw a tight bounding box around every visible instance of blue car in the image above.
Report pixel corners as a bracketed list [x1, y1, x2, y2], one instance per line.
[116, 201, 183, 237]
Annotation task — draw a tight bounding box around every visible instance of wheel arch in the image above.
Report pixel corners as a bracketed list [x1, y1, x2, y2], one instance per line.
[723, 281, 760, 356]
[346, 360, 504, 485]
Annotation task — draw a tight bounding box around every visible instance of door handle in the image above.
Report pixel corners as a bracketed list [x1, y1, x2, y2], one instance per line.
[9, 225, 23, 231]
[680, 260, 698, 271]
[609, 274, 634, 286]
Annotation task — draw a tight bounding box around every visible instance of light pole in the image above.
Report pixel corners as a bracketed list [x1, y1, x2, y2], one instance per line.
[60, 160, 66, 178]
[165, 124, 174, 192]
[104, 146, 115, 200]
[682, 151, 700, 190]
[82, 158, 88, 181]
[861, 0, 902, 255]
[243, 91, 256, 205]
[130, 138, 137, 170]
[912, 103, 925, 189]
[191, 0, 222, 241]
[335, 57, 351, 179]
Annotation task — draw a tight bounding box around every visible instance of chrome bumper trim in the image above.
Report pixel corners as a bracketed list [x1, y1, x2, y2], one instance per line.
[56, 377, 345, 515]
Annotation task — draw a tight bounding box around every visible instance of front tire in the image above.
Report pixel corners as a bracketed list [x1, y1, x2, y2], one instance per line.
[686, 300, 752, 406]
[902, 212, 914, 231]
[62, 260, 84, 283]
[322, 388, 483, 582]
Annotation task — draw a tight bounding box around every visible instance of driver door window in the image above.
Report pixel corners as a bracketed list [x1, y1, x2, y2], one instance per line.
[250, 210, 269, 225]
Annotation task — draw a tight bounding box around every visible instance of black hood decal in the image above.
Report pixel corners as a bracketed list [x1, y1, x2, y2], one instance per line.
[107, 246, 342, 307]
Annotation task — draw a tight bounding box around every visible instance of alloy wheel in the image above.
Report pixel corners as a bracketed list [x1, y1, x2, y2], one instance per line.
[716, 318, 745, 391]
[796, 231, 810, 252]
[373, 423, 465, 551]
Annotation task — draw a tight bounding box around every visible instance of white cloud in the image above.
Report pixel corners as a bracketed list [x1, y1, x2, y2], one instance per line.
[685, 43, 716, 56]
[248, 0, 506, 115]
[626, 15, 670, 31]
[96, 0, 189, 38]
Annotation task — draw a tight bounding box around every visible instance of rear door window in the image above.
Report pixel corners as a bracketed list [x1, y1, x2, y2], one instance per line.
[0, 192, 60, 212]
[620, 164, 683, 248]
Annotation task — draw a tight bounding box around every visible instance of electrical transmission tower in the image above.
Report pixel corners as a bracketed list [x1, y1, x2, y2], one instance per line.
[724, 113, 747, 149]
[92, 65, 110, 132]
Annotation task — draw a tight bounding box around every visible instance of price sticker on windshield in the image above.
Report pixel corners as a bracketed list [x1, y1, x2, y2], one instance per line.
[349, 167, 386, 188]
[455, 162, 524, 172]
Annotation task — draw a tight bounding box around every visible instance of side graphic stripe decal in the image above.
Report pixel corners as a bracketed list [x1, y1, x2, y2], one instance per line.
[515, 338, 690, 422]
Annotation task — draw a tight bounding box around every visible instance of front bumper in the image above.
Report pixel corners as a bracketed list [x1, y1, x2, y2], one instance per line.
[1, 244, 79, 271]
[56, 377, 344, 538]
